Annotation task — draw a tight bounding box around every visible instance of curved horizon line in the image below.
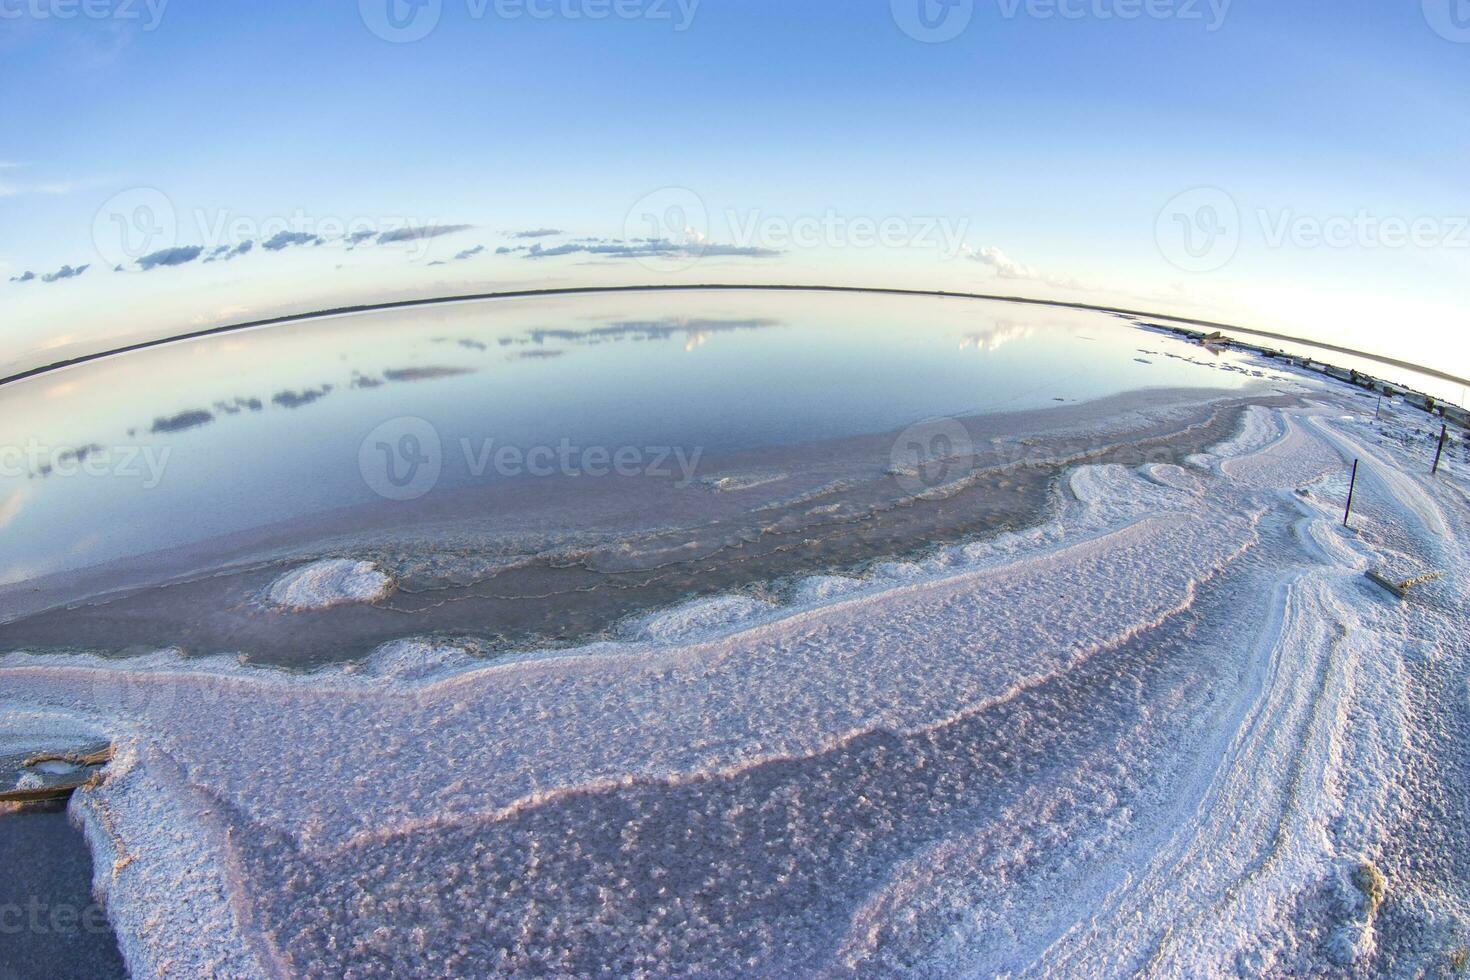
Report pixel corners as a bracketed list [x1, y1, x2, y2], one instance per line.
[2, 283, 1466, 392]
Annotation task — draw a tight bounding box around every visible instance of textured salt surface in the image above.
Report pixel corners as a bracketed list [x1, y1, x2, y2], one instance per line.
[266, 559, 396, 611]
[1, 386, 1467, 976]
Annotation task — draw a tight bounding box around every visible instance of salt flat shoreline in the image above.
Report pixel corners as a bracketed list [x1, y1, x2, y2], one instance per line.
[0, 385, 1283, 668]
[2, 294, 1468, 975]
[2, 371, 1467, 975]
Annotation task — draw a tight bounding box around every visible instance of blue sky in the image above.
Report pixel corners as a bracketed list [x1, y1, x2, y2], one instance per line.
[2, 0, 1468, 385]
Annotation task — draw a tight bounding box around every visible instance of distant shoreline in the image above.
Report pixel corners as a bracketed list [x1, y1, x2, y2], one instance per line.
[3, 283, 1466, 391]
[1171, 320, 1470, 392]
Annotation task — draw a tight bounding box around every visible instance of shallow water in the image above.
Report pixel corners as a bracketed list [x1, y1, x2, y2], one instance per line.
[0, 290, 1291, 666]
[0, 291, 1280, 580]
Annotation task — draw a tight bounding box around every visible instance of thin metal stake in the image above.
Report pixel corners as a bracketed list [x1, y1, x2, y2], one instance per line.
[1432, 424, 1447, 475]
[1344, 459, 1359, 528]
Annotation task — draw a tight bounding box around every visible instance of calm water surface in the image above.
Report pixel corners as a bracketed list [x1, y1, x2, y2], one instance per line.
[0, 289, 1285, 592]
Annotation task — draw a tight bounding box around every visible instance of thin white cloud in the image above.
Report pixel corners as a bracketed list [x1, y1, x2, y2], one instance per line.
[969, 245, 1037, 280]
[0, 179, 80, 198]
[0, 163, 112, 198]
[966, 245, 1086, 291]
[0, 163, 98, 198]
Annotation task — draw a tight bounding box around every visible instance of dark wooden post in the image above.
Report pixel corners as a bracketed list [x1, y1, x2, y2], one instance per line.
[1432, 425, 1448, 475]
[1344, 460, 1359, 528]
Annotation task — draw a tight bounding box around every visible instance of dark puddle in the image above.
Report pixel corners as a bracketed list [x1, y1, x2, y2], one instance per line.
[0, 802, 127, 980]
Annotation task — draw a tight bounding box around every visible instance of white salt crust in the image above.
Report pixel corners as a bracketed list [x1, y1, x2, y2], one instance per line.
[265, 559, 396, 611]
[2, 386, 1467, 977]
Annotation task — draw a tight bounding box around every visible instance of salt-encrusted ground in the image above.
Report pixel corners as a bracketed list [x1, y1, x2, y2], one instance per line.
[2, 388, 1467, 977]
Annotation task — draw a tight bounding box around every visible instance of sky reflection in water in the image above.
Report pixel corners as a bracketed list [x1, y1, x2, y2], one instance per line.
[0, 290, 1281, 587]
